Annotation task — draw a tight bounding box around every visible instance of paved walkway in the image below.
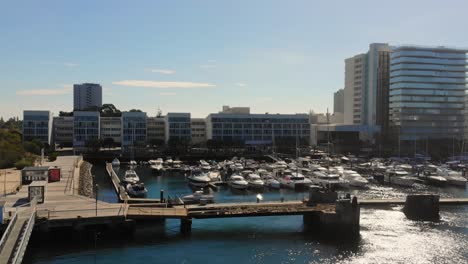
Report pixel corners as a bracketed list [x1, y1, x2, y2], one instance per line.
[3, 156, 124, 221]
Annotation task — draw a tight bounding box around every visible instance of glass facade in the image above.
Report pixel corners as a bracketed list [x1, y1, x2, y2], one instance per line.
[122, 112, 147, 149]
[389, 46, 468, 140]
[166, 113, 191, 142]
[73, 111, 100, 148]
[23, 111, 51, 144]
[207, 113, 310, 144]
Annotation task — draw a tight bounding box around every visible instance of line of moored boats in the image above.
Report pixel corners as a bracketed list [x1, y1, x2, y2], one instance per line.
[111, 155, 467, 198]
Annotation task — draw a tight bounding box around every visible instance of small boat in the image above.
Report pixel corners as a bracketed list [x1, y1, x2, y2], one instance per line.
[199, 160, 211, 171]
[126, 183, 147, 197]
[228, 175, 249, 190]
[207, 170, 221, 182]
[149, 158, 164, 173]
[262, 174, 280, 189]
[342, 170, 368, 187]
[279, 173, 312, 190]
[385, 169, 417, 187]
[172, 160, 183, 171]
[187, 170, 212, 188]
[128, 160, 138, 168]
[309, 171, 347, 189]
[425, 175, 448, 186]
[245, 173, 265, 189]
[112, 158, 120, 167]
[437, 168, 467, 187]
[182, 190, 215, 205]
[123, 170, 140, 184]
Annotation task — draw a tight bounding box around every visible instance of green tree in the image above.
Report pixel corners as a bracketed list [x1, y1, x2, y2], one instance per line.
[85, 138, 103, 153]
[102, 137, 116, 149]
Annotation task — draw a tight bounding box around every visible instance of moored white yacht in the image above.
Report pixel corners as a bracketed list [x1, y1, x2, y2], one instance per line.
[385, 169, 417, 187]
[149, 158, 164, 173]
[199, 160, 211, 171]
[126, 182, 147, 197]
[123, 169, 140, 184]
[309, 171, 347, 189]
[342, 170, 368, 187]
[437, 168, 467, 187]
[187, 170, 212, 188]
[245, 173, 265, 189]
[228, 175, 249, 190]
[262, 174, 280, 189]
[279, 172, 312, 190]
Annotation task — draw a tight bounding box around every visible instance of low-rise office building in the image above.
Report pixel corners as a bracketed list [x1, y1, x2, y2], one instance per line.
[122, 111, 147, 153]
[73, 111, 100, 152]
[165, 113, 191, 143]
[100, 117, 122, 145]
[147, 116, 166, 144]
[23, 110, 52, 145]
[205, 106, 310, 145]
[52, 116, 73, 147]
[191, 118, 206, 145]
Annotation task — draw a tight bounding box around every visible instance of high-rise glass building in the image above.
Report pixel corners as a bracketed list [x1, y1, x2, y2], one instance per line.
[389, 46, 468, 140]
[73, 83, 102, 111]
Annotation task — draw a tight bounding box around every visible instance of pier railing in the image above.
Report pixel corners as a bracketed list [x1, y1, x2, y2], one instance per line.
[0, 212, 17, 254]
[36, 205, 127, 220]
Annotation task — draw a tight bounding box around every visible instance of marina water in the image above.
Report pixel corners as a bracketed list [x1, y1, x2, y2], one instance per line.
[24, 164, 468, 263]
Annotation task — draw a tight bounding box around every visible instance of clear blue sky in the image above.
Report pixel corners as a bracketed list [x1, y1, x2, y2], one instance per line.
[1, 0, 467, 119]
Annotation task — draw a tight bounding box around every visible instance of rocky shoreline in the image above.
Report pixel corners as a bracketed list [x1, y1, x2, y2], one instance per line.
[78, 161, 94, 198]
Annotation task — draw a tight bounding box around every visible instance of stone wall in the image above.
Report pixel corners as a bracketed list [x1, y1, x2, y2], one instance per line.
[78, 161, 94, 198]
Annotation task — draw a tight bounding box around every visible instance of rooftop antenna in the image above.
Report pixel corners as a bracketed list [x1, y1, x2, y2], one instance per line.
[156, 107, 162, 117]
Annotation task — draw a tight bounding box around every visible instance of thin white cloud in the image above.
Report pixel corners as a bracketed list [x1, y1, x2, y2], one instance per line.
[160, 92, 177, 96]
[63, 62, 79, 67]
[199, 64, 216, 69]
[112, 80, 215, 89]
[17, 87, 72, 96]
[148, 68, 175, 74]
[236, 83, 247, 87]
[41, 61, 79, 67]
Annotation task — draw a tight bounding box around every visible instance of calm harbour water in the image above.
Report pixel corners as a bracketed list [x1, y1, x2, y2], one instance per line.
[24, 164, 468, 264]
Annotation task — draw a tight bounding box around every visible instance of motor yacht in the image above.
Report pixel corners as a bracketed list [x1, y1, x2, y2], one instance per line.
[126, 182, 147, 197]
[385, 169, 418, 187]
[123, 170, 140, 184]
[279, 172, 312, 190]
[199, 160, 211, 171]
[187, 170, 211, 188]
[309, 171, 346, 189]
[207, 170, 222, 182]
[437, 168, 467, 187]
[182, 190, 214, 205]
[149, 158, 164, 173]
[261, 174, 281, 189]
[245, 173, 265, 189]
[228, 175, 249, 190]
[342, 170, 368, 187]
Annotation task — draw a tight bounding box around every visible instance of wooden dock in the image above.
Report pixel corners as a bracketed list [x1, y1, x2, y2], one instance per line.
[105, 163, 161, 203]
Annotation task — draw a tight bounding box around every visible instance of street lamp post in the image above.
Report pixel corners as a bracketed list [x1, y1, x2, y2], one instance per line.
[94, 183, 99, 216]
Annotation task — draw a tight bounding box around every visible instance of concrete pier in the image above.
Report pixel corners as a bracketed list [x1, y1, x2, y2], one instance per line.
[403, 194, 440, 221]
[180, 218, 192, 234]
[303, 197, 360, 238]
